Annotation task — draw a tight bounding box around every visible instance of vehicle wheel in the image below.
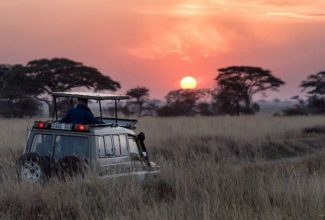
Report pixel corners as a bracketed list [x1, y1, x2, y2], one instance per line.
[56, 156, 88, 180]
[16, 153, 49, 183]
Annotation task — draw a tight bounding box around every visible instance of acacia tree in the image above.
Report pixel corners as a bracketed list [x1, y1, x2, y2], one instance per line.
[214, 86, 242, 115]
[215, 66, 285, 115]
[301, 71, 325, 113]
[126, 86, 150, 116]
[0, 65, 42, 117]
[24, 58, 121, 115]
[301, 71, 325, 95]
[158, 89, 206, 116]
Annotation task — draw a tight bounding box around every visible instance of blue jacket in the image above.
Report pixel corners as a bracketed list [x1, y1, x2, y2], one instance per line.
[61, 104, 98, 124]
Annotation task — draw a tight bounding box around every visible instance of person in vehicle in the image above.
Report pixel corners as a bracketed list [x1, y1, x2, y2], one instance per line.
[61, 98, 99, 124]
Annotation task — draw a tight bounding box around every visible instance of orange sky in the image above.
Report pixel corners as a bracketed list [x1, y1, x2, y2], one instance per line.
[1, 0, 325, 99]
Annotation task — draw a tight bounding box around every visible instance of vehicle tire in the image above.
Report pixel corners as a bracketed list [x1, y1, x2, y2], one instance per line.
[16, 153, 50, 184]
[56, 156, 88, 180]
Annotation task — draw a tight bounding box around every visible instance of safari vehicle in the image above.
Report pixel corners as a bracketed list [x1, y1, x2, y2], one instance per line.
[16, 92, 159, 183]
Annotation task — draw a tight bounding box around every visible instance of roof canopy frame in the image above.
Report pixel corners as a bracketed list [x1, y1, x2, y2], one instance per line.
[51, 92, 129, 124]
[51, 92, 129, 101]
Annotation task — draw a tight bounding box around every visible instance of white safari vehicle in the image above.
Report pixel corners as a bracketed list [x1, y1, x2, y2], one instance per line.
[16, 92, 159, 183]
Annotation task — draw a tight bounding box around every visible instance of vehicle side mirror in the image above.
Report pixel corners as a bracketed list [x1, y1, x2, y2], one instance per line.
[130, 152, 141, 161]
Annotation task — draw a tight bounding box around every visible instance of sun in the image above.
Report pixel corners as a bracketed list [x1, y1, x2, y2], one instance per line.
[180, 76, 197, 89]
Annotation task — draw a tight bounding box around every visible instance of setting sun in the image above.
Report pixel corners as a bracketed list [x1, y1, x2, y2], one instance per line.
[180, 76, 197, 89]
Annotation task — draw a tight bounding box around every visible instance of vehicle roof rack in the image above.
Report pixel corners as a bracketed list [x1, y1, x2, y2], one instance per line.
[51, 92, 129, 100]
[92, 118, 138, 129]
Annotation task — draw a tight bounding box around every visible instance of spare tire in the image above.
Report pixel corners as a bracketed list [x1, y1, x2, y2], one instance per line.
[56, 156, 88, 180]
[16, 153, 50, 183]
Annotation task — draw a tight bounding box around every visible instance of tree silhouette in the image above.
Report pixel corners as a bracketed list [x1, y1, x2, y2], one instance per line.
[214, 87, 242, 115]
[158, 89, 206, 116]
[301, 71, 325, 95]
[301, 71, 325, 113]
[0, 65, 42, 117]
[24, 58, 121, 115]
[215, 66, 285, 115]
[126, 86, 150, 116]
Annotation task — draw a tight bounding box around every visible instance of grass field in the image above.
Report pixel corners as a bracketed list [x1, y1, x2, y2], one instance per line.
[0, 116, 325, 219]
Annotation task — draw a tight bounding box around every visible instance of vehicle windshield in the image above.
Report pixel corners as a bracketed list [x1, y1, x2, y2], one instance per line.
[53, 135, 89, 161]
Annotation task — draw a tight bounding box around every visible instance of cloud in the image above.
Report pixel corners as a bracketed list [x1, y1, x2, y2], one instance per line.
[126, 19, 229, 62]
[122, 0, 325, 61]
[1, 0, 324, 62]
[268, 11, 325, 19]
[218, 0, 324, 6]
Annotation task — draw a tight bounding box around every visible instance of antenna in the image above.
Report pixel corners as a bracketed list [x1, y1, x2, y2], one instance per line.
[115, 100, 118, 125]
[99, 100, 103, 122]
[55, 97, 58, 121]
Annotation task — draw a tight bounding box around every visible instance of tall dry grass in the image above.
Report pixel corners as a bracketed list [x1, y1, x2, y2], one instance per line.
[0, 116, 325, 220]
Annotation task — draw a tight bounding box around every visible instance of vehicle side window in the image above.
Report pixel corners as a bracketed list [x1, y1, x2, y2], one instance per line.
[30, 134, 53, 158]
[128, 137, 139, 154]
[120, 135, 128, 156]
[113, 135, 121, 156]
[104, 136, 113, 157]
[97, 136, 105, 158]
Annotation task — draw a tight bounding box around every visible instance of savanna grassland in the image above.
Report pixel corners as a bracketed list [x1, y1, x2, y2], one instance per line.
[1, 116, 325, 220]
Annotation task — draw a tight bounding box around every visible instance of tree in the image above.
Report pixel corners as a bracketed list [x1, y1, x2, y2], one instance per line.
[214, 86, 242, 115]
[0, 65, 11, 89]
[142, 99, 161, 116]
[306, 95, 325, 114]
[0, 65, 42, 117]
[0, 65, 41, 99]
[158, 89, 206, 116]
[197, 102, 213, 116]
[301, 71, 325, 113]
[126, 87, 150, 116]
[301, 71, 325, 95]
[0, 98, 42, 118]
[215, 66, 285, 115]
[24, 58, 121, 115]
